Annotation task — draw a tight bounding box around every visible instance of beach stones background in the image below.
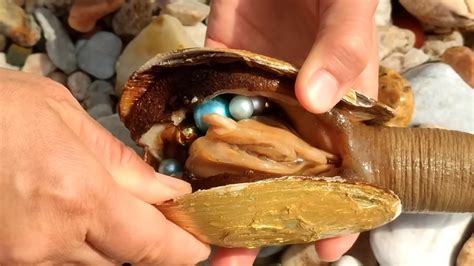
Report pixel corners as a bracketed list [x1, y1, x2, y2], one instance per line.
[0, 1, 472, 265]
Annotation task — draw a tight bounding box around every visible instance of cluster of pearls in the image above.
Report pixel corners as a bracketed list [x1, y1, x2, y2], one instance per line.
[193, 94, 267, 131]
[160, 94, 267, 177]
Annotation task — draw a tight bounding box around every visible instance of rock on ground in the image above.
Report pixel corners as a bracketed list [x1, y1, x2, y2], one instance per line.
[115, 15, 196, 95]
[34, 7, 77, 74]
[0, 0, 41, 47]
[21, 53, 56, 76]
[161, 0, 210, 26]
[404, 63, 474, 133]
[76, 31, 122, 79]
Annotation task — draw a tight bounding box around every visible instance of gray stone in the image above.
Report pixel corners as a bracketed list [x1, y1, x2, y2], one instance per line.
[97, 114, 143, 156]
[47, 70, 67, 85]
[85, 80, 114, 109]
[403, 63, 474, 133]
[34, 7, 77, 74]
[74, 39, 87, 55]
[21, 53, 56, 76]
[67, 71, 91, 101]
[77, 31, 122, 79]
[0, 52, 20, 70]
[87, 103, 114, 120]
[162, 0, 210, 26]
[422, 31, 464, 60]
[0, 0, 41, 47]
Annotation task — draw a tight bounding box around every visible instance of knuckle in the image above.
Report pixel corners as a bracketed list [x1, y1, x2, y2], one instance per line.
[1, 244, 48, 264]
[332, 35, 369, 70]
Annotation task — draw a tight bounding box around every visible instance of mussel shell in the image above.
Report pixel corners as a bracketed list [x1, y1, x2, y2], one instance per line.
[158, 176, 401, 248]
[119, 48, 396, 141]
[119, 48, 402, 248]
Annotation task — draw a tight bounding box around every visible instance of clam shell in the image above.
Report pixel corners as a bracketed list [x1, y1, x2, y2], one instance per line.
[157, 176, 401, 248]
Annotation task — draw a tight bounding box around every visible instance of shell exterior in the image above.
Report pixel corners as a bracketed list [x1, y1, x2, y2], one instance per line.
[157, 176, 401, 248]
[119, 47, 403, 248]
[119, 47, 396, 138]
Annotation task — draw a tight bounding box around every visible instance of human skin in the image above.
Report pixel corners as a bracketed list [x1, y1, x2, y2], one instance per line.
[0, 69, 210, 265]
[206, 0, 379, 264]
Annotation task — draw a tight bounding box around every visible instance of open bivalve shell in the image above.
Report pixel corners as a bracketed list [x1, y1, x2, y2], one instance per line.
[119, 48, 473, 248]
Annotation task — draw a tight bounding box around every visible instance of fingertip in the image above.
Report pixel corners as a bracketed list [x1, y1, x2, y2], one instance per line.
[295, 69, 341, 114]
[211, 248, 259, 266]
[315, 233, 359, 262]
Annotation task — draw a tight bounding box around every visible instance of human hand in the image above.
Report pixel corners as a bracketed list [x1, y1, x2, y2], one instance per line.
[206, 0, 379, 113]
[0, 69, 210, 264]
[206, 0, 379, 263]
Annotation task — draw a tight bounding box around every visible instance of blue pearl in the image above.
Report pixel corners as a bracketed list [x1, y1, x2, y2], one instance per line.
[158, 159, 183, 177]
[250, 96, 267, 115]
[229, 95, 254, 120]
[194, 96, 230, 131]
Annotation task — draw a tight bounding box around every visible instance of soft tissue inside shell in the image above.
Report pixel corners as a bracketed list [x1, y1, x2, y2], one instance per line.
[186, 113, 339, 178]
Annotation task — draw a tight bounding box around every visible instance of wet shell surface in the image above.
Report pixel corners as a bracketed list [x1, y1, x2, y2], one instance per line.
[119, 48, 405, 248]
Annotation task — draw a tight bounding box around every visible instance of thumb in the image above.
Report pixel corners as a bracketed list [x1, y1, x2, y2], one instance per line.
[52, 98, 191, 204]
[295, 0, 378, 113]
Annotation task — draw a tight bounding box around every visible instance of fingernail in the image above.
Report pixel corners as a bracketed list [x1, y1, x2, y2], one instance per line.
[306, 70, 340, 112]
[155, 172, 191, 194]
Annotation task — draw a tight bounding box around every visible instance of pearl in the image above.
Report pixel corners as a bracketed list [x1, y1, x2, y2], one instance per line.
[194, 96, 230, 131]
[229, 95, 254, 120]
[250, 96, 267, 115]
[158, 159, 183, 177]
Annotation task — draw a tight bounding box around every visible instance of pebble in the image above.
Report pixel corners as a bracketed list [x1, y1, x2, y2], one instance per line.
[67, 71, 91, 101]
[0, 34, 6, 52]
[97, 114, 143, 156]
[68, 0, 124, 32]
[47, 70, 67, 85]
[0, 0, 41, 47]
[77, 31, 122, 79]
[184, 22, 207, 47]
[399, 0, 474, 31]
[381, 48, 429, 72]
[404, 63, 474, 133]
[441, 46, 474, 87]
[377, 25, 415, 60]
[422, 31, 464, 60]
[332, 255, 363, 266]
[74, 39, 87, 54]
[257, 246, 286, 258]
[34, 7, 77, 74]
[6, 43, 32, 66]
[281, 244, 324, 266]
[115, 15, 196, 95]
[21, 53, 56, 76]
[371, 213, 472, 265]
[375, 0, 392, 26]
[0, 52, 20, 70]
[85, 80, 114, 109]
[162, 0, 210, 26]
[112, 0, 155, 37]
[27, 0, 74, 16]
[87, 103, 114, 120]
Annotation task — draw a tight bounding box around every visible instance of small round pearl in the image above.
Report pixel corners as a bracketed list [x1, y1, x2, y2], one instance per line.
[229, 95, 254, 120]
[194, 96, 230, 131]
[158, 159, 183, 177]
[250, 96, 267, 115]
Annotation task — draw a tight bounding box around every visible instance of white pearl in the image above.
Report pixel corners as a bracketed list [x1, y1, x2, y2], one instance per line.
[250, 96, 267, 115]
[229, 95, 254, 120]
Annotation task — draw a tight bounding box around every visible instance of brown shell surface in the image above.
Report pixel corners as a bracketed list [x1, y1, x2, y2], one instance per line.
[119, 47, 396, 141]
[157, 176, 401, 248]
